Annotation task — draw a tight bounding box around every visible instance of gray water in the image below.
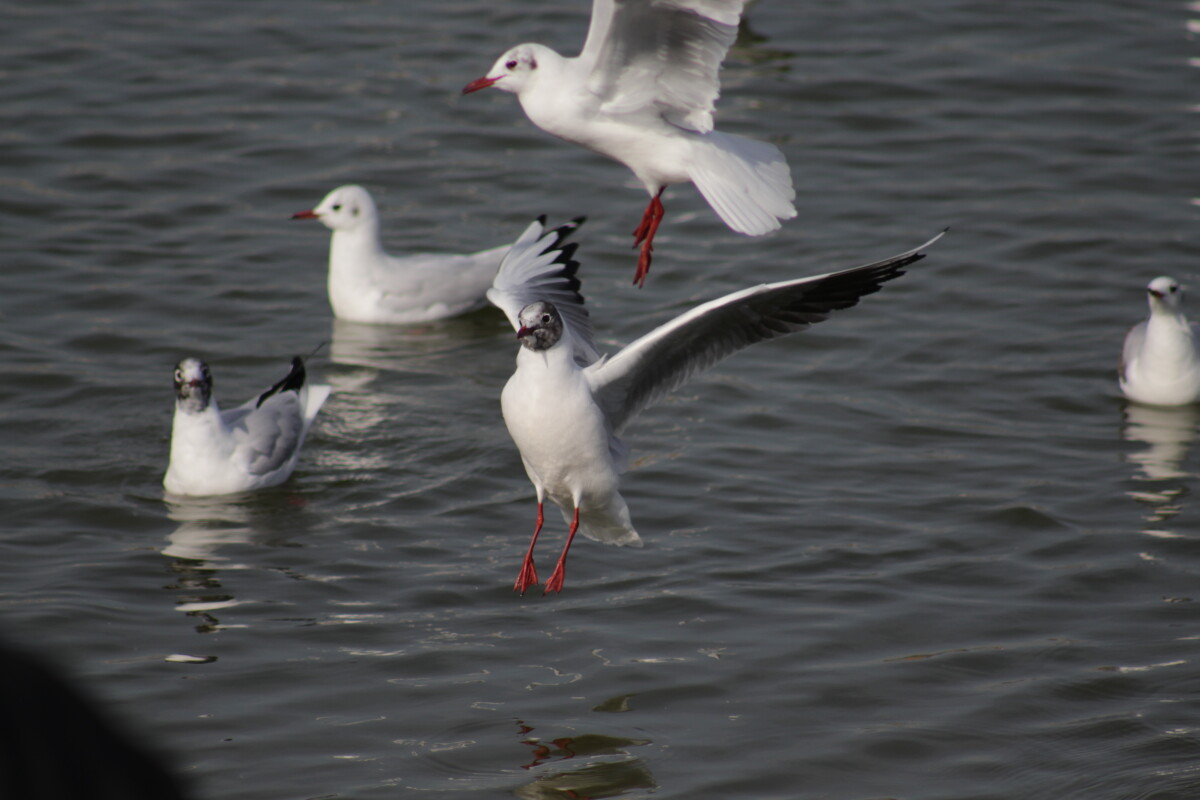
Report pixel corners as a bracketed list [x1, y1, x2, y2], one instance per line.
[2, 1, 1199, 798]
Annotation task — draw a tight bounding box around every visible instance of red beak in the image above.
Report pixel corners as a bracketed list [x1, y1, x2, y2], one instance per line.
[516, 325, 532, 338]
[462, 75, 500, 95]
[291, 210, 319, 220]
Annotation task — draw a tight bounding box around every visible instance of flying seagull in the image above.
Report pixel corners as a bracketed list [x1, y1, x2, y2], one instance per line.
[490, 225, 944, 594]
[464, 0, 796, 287]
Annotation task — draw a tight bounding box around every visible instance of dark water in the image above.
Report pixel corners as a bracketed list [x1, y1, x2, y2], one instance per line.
[3, 1, 1199, 798]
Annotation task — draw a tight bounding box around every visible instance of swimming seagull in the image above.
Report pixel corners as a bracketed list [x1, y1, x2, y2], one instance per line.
[292, 184, 511, 324]
[492, 227, 945, 595]
[463, 0, 796, 288]
[1119, 276, 1200, 406]
[164, 357, 332, 497]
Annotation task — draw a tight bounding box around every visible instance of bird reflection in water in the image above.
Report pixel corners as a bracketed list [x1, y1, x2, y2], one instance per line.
[1121, 402, 1200, 531]
[513, 719, 654, 799]
[162, 497, 259, 634]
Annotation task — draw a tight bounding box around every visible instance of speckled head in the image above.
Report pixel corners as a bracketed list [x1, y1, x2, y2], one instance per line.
[516, 301, 564, 352]
[173, 357, 213, 413]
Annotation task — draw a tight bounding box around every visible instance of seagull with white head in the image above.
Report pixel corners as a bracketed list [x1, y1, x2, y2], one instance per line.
[489, 222, 945, 594]
[292, 184, 511, 324]
[1120, 276, 1200, 406]
[463, 0, 796, 287]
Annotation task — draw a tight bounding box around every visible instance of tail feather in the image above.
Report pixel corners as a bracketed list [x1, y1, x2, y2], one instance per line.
[689, 131, 796, 236]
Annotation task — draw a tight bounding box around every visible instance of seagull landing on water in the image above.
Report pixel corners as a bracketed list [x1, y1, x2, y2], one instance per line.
[292, 185, 510, 324]
[489, 223, 945, 595]
[1119, 276, 1200, 406]
[164, 357, 332, 497]
[463, 0, 796, 288]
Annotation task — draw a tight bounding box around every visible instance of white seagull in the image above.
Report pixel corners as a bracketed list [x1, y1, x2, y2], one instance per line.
[292, 184, 510, 324]
[491, 226, 945, 595]
[463, 0, 796, 288]
[1119, 276, 1200, 406]
[164, 357, 332, 497]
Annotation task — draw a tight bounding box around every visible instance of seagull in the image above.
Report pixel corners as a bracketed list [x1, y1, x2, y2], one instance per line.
[164, 356, 332, 497]
[1119, 276, 1200, 406]
[463, 0, 796, 288]
[292, 184, 511, 324]
[491, 227, 945, 595]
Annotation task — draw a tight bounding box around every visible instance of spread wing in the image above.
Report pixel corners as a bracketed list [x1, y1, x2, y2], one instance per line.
[588, 231, 945, 433]
[579, 0, 745, 132]
[487, 216, 599, 365]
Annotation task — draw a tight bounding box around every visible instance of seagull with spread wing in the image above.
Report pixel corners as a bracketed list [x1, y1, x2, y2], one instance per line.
[464, 0, 796, 287]
[488, 225, 945, 595]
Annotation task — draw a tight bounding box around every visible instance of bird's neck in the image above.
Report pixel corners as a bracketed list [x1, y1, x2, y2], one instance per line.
[517, 339, 577, 373]
[328, 225, 388, 281]
[1146, 309, 1197, 358]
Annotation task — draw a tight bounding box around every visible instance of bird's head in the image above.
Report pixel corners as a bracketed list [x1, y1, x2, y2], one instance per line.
[463, 44, 544, 96]
[173, 357, 213, 413]
[516, 301, 564, 352]
[1147, 276, 1184, 312]
[291, 184, 376, 233]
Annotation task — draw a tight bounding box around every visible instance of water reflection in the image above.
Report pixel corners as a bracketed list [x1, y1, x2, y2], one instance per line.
[1121, 402, 1199, 530]
[330, 314, 502, 373]
[162, 495, 317, 633]
[162, 496, 260, 634]
[163, 495, 259, 563]
[513, 719, 655, 799]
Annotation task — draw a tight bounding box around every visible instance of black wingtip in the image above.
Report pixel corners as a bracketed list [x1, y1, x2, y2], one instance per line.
[256, 357, 307, 408]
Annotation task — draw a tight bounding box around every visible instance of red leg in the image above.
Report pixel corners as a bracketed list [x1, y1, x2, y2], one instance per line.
[631, 190, 665, 288]
[543, 506, 580, 595]
[513, 503, 544, 595]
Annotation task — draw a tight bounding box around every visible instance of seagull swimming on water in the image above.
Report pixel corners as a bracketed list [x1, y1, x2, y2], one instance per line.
[1119, 276, 1200, 406]
[490, 225, 945, 595]
[463, 0, 796, 288]
[292, 184, 511, 324]
[164, 357, 332, 497]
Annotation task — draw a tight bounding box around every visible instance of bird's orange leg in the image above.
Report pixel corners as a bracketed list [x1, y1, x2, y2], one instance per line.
[631, 189, 665, 288]
[543, 506, 580, 595]
[513, 503, 544, 595]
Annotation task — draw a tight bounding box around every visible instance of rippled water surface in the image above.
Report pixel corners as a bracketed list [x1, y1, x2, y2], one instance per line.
[3, 1, 1200, 798]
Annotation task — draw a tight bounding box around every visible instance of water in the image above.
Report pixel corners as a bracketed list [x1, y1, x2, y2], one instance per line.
[2, 1, 1199, 798]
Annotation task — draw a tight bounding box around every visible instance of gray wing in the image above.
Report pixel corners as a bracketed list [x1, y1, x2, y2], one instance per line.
[487, 216, 599, 365]
[588, 231, 945, 433]
[580, 0, 744, 133]
[232, 392, 306, 477]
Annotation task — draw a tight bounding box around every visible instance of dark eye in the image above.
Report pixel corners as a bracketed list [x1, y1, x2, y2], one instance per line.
[174, 369, 182, 382]
[541, 313, 552, 324]
[506, 60, 518, 70]
[332, 204, 342, 211]
[1171, 285, 1179, 293]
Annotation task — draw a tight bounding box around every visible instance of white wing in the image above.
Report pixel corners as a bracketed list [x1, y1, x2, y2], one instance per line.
[487, 216, 600, 365]
[579, 0, 745, 133]
[588, 231, 946, 433]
